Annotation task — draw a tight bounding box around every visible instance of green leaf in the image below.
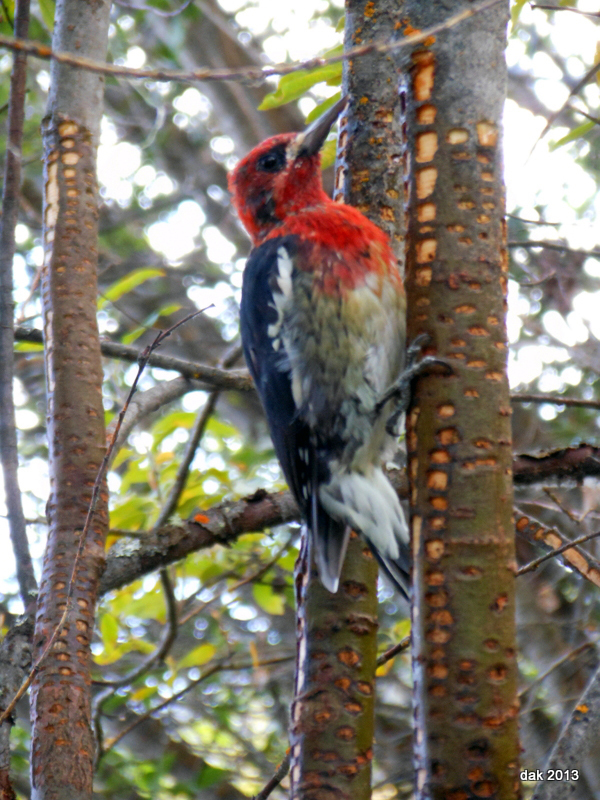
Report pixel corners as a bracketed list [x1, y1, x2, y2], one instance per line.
[549, 120, 596, 150]
[253, 583, 285, 615]
[131, 685, 159, 703]
[195, 764, 231, 790]
[258, 47, 343, 110]
[98, 267, 165, 310]
[151, 410, 196, 447]
[305, 91, 342, 125]
[120, 303, 182, 345]
[320, 138, 338, 170]
[177, 643, 217, 670]
[510, 0, 528, 28]
[109, 494, 153, 530]
[94, 638, 156, 665]
[100, 613, 119, 651]
[14, 341, 44, 352]
[37, 0, 55, 31]
[0, 0, 14, 26]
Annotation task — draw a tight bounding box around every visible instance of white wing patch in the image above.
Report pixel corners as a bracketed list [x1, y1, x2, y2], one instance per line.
[267, 246, 294, 348]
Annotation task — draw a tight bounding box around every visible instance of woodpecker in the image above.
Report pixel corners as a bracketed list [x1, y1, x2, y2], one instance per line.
[229, 96, 410, 596]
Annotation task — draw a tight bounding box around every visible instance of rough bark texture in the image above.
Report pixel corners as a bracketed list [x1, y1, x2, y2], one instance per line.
[531, 662, 600, 800]
[288, 1, 408, 797]
[333, 0, 405, 261]
[0, 0, 36, 795]
[29, 0, 111, 797]
[402, 2, 520, 798]
[0, 0, 37, 609]
[290, 534, 379, 800]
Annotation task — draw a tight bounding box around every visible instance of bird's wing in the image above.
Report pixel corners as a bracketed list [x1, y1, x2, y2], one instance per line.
[240, 235, 349, 592]
[241, 236, 306, 505]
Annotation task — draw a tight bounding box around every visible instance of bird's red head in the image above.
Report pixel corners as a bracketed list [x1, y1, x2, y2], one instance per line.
[228, 96, 347, 244]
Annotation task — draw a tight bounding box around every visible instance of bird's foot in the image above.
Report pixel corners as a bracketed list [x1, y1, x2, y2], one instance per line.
[375, 335, 452, 434]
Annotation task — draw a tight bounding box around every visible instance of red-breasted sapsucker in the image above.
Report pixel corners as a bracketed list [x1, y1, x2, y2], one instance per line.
[229, 97, 409, 596]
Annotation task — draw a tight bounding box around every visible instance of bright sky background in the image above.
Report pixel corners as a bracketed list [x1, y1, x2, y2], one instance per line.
[2, 0, 600, 605]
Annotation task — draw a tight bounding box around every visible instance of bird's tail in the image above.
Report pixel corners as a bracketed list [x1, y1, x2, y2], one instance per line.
[369, 545, 411, 600]
[310, 492, 351, 594]
[316, 467, 411, 598]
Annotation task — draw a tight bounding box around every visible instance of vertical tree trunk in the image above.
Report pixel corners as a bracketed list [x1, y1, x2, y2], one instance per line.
[29, 0, 111, 797]
[290, 535, 379, 799]
[289, 1, 407, 797]
[402, 2, 520, 798]
[0, 0, 36, 794]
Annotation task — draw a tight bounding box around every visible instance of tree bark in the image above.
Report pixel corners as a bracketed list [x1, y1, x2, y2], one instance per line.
[0, 0, 36, 794]
[402, 1, 520, 798]
[29, 0, 111, 797]
[289, 1, 407, 797]
[290, 535, 379, 799]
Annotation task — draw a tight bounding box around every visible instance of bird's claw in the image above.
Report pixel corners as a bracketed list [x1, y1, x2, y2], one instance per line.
[375, 335, 453, 433]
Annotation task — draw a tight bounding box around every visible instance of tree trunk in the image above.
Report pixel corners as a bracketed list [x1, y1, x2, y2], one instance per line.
[290, 535, 379, 799]
[402, 1, 520, 798]
[29, 0, 111, 797]
[289, 0, 407, 797]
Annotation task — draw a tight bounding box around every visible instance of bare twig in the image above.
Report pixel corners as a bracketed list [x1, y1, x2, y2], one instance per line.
[0, 311, 207, 727]
[507, 240, 600, 258]
[0, 0, 502, 85]
[517, 527, 600, 579]
[92, 568, 179, 760]
[531, 662, 600, 800]
[178, 533, 295, 626]
[507, 214, 561, 226]
[528, 59, 600, 156]
[106, 377, 205, 460]
[511, 394, 600, 411]
[14, 326, 253, 391]
[253, 752, 291, 800]
[100, 654, 293, 757]
[151, 344, 243, 531]
[531, 5, 600, 18]
[376, 635, 411, 667]
[520, 642, 595, 700]
[0, 0, 36, 608]
[114, 0, 194, 18]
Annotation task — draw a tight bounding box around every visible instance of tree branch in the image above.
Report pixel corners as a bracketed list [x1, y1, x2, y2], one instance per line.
[511, 394, 600, 411]
[513, 445, 600, 485]
[0, 0, 502, 85]
[14, 326, 253, 391]
[99, 444, 600, 596]
[515, 509, 600, 587]
[252, 752, 291, 800]
[531, 662, 600, 800]
[507, 240, 600, 258]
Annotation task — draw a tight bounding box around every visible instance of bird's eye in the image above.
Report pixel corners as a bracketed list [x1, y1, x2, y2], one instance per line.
[257, 145, 287, 173]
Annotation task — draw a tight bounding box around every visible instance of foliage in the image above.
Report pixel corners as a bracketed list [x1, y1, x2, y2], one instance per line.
[2, 0, 600, 797]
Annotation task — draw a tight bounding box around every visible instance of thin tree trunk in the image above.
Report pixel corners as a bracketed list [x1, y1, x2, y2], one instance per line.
[0, 0, 36, 795]
[29, 0, 111, 797]
[289, 1, 407, 797]
[402, 1, 520, 798]
[290, 535, 379, 799]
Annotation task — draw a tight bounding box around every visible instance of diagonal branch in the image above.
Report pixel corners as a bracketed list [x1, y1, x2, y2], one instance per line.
[0, 0, 501, 86]
[531, 662, 600, 800]
[14, 326, 253, 391]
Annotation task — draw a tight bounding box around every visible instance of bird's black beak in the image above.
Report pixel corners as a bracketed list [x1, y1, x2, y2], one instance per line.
[295, 94, 349, 158]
